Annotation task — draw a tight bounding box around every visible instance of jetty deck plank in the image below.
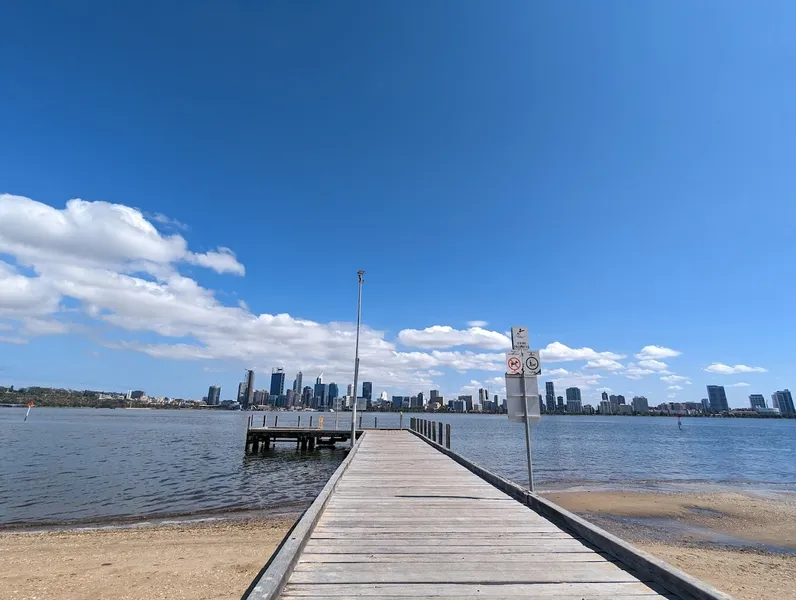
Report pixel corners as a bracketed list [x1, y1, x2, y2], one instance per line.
[278, 430, 672, 599]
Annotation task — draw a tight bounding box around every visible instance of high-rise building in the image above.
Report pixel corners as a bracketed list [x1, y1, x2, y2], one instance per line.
[771, 390, 795, 415]
[459, 395, 473, 411]
[237, 381, 247, 404]
[328, 383, 339, 403]
[391, 396, 404, 410]
[362, 381, 373, 401]
[565, 387, 582, 403]
[347, 383, 354, 396]
[749, 394, 766, 409]
[417, 391, 424, 406]
[601, 391, 608, 402]
[631, 396, 649, 413]
[430, 390, 440, 399]
[701, 398, 710, 412]
[616, 395, 626, 405]
[301, 386, 312, 405]
[207, 385, 221, 406]
[269, 368, 285, 397]
[609, 394, 618, 409]
[314, 381, 327, 407]
[599, 400, 612, 414]
[478, 388, 488, 407]
[566, 397, 582, 413]
[240, 369, 255, 409]
[707, 385, 729, 413]
[410, 395, 422, 408]
[292, 371, 303, 394]
[545, 382, 556, 413]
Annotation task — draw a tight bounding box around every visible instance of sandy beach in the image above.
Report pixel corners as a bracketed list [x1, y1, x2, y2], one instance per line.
[544, 489, 796, 600]
[3, 490, 795, 599]
[0, 516, 296, 600]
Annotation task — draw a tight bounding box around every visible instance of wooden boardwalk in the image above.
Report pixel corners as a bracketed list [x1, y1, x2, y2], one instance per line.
[271, 430, 682, 599]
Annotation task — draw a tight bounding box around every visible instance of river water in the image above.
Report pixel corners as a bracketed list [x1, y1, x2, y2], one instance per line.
[1, 407, 794, 527]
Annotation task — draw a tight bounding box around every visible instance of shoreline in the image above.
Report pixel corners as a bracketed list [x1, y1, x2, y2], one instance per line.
[0, 515, 297, 600]
[543, 489, 796, 599]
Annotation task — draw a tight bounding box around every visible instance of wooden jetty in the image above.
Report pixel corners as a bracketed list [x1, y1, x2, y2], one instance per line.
[243, 428, 731, 600]
[245, 426, 359, 452]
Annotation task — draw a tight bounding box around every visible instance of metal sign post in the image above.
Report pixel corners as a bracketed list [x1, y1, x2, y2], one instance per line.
[505, 325, 541, 493]
[519, 370, 534, 492]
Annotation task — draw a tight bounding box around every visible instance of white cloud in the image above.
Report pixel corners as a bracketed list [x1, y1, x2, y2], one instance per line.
[667, 393, 677, 398]
[661, 374, 692, 384]
[637, 359, 669, 371]
[624, 363, 655, 379]
[397, 325, 510, 350]
[704, 363, 767, 375]
[185, 247, 245, 276]
[635, 345, 681, 360]
[466, 320, 488, 327]
[0, 194, 244, 277]
[729, 382, 751, 388]
[540, 342, 625, 363]
[584, 358, 624, 371]
[21, 318, 69, 336]
[147, 212, 189, 231]
[544, 368, 570, 376]
[549, 371, 603, 390]
[666, 385, 683, 391]
[0, 335, 28, 345]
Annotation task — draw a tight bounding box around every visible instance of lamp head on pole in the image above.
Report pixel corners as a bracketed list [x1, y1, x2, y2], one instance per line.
[357, 270, 365, 283]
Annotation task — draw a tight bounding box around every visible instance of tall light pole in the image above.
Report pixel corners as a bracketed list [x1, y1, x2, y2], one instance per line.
[350, 270, 365, 449]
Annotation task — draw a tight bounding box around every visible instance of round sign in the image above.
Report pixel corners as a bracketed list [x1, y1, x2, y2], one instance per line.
[507, 357, 522, 373]
[525, 355, 540, 373]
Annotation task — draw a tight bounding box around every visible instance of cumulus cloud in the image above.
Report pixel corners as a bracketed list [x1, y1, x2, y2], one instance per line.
[704, 363, 767, 375]
[661, 374, 692, 384]
[635, 345, 681, 360]
[544, 368, 570, 376]
[584, 358, 624, 371]
[636, 359, 669, 371]
[666, 385, 684, 390]
[729, 382, 751, 387]
[0, 194, 244, 276]
[147, 212, 189, 231]
[466, 320, 488, 327]
[624, 363, 655, 380]
[540, 342, 624, 363]
[397, 325, 510, 350]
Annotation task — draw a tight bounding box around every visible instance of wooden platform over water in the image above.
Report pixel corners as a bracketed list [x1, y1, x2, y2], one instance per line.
[244, 430, 730, 600]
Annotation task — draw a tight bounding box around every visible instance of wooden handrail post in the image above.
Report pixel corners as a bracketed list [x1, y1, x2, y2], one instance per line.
[445, 423, 451, 449]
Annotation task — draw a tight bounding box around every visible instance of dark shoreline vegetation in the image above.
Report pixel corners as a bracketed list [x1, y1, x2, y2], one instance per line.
[1, 387, 792, 418]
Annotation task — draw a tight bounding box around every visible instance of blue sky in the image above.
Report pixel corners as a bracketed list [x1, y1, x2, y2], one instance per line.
[1, 1, 794, 407]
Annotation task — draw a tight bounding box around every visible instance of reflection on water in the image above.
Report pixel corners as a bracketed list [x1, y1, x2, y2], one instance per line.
[1, 408, 794, 527]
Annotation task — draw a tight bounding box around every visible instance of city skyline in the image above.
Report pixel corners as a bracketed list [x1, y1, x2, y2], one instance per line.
[1, 4, 794, 408]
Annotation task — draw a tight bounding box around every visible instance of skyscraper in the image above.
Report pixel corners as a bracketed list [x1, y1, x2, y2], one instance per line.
[601, 391, 608, 402]
[545, 382, 556, 413]
[328, 382, 339, 404]
[565, 387, 582, 403]
[417, 391, 424, 406]
[314, 376, 327, 408]
[430, 390, 440, 399]
[631, 396, 649, 413]
[707, 385, 729, 413]
[270, 368, 285, 397]
[749, 394, 766, 409]
[293, 371, 303, 394]
[237, 381, 247, 404]
[301, 386, 312, 405]
[556, 396, 564, 411]
[771, 390, 795, 415]
[207, 385, 221, 406]
[362, 381, 373, 401]
[347, 383, 354, 396]
[241, 369, 255, 409]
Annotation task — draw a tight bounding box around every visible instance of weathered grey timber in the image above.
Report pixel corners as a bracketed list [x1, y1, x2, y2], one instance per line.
[243, 430, 732, 600]
[244, 427, 364, 453]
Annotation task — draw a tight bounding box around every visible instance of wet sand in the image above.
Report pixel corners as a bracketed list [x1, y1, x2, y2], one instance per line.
[0, 515, 296, 600]
[544, 489, 796, 600]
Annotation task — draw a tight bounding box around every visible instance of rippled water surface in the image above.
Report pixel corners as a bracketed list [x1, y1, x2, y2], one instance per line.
[2, 408, 794, 526]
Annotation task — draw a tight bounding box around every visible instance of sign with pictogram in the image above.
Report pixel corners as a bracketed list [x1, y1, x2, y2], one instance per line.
[506, 350, 523, 375]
